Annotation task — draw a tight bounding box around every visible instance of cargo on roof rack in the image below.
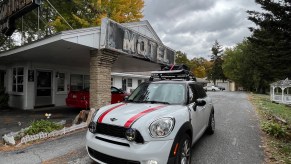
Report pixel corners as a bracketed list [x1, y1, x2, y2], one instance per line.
[150, 65, 196, 81]
[161, 64, 190, 71]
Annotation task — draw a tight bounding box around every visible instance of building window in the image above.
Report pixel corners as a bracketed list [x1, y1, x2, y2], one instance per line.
[57, 73, 65, 92]
[128, 78, 132, 87]
[70, 74, 89, 91]
[138, 79, 142, 85]
[13, 67, 24, 93]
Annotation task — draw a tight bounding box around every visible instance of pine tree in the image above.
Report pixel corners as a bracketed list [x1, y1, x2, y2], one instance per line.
[247, 0, 291, 93]
[209, 40, 226, 85]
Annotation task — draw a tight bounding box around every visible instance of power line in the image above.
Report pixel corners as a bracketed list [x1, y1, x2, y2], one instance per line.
[46, 0, 73, 30]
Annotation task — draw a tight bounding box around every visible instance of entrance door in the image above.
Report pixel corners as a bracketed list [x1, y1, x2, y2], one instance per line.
[0, 70, 4, 89]
[122, 79, 127, 92]
[35, 70, 52, 107]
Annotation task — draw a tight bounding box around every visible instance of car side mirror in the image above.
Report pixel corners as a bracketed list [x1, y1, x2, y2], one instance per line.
[196, 99, 206, 106]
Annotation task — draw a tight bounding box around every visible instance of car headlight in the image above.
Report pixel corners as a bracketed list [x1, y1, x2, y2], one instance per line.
[88, 109, 99, 133]
[149, 117, 175, 138]
[88, 121, 97, 133]
[90, 109, 98, 122]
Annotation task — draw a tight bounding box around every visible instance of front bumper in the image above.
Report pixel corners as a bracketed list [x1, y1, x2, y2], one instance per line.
[86, 131, 174, 164]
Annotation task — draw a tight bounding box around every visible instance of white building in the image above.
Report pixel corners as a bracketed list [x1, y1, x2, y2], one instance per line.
[0, 19, 174, 110]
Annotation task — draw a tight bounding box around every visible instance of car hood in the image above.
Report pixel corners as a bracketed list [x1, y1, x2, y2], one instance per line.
[94, 103, 182, 128]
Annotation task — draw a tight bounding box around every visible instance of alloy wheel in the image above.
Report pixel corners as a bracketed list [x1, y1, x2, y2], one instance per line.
[181, 139, 191, 164]
[211, 114, 215, 131]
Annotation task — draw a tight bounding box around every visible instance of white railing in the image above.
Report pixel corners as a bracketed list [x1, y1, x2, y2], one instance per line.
[18, 122, 87, 146]
[272, 94, 291, 104]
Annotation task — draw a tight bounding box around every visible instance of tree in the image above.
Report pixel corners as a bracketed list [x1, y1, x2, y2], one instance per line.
[223, 40, 257, 91]
[0, 34, 16, 51]
[175, 51, 190, 65]
[209, 40, 226, 85]
[49, 0, 144, 32]
[191, 57, 209, 78]
[247, 0, 291, 93]
[175, 52, 210, 78]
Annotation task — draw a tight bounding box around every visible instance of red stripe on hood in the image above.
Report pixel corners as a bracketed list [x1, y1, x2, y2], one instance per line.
[124, 105, 166, 128]
[98, 103, 126, 123]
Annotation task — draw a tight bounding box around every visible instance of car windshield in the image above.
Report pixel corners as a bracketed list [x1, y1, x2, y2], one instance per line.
[128, 83, 186, 105]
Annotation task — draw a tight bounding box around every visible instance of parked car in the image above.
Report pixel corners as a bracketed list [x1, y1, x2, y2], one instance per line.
[66, 87, 128, 109]
[203, 85, 220, 91]
[86, 69, 215, 164]
[215, 85, 225, 91]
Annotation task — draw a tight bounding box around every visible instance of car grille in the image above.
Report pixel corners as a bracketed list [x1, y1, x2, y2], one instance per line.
[96, 123, 144, 143]
[88, 147, 141, 164]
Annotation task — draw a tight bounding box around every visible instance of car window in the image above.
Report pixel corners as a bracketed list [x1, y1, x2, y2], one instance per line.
[189, 84, 206, 99]
[111, 87, 121, 93]
[128, 83, 186, 104]
[195, 85, 207, 98]
[189, 84, 199, 100]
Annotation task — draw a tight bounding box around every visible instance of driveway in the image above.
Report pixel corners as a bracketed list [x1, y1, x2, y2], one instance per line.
[0, 92, 265, 164]
[190, 91, 264, 163]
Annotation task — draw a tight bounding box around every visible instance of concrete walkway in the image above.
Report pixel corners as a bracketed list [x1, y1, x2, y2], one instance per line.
[0, 130, 87, 164]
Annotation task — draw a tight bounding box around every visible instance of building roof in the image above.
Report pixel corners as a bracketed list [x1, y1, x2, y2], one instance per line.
[270, 78, 291, 86]
[122, 20, 162, 43]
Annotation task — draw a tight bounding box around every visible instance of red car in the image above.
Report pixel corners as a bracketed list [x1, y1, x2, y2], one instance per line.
[66, 87, 128, 109]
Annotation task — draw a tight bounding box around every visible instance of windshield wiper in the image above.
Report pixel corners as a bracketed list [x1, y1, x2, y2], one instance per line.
[143, 100, 170, 104]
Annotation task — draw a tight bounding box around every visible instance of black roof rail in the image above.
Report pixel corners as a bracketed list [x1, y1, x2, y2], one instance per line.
[150, 65, 196, 81]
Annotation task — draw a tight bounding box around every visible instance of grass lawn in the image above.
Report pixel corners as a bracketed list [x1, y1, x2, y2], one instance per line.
[250, 93, 291, 163]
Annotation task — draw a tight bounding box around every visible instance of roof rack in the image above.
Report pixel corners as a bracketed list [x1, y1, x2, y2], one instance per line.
[149, 65, 196, 81]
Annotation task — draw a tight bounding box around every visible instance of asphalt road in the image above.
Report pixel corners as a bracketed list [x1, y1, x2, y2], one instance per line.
[0, 92, 264, 164]
[190, 91, 264, 164]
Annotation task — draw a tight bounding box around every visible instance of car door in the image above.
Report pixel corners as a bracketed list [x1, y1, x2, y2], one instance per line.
[194, 84, 212, 127]
[111, 87, 125, 104]
[188, 84, 205, 142]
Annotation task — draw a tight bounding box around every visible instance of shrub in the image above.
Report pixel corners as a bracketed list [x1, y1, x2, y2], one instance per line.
[261, 121, 287, 138]
[0, 87, 9, 109]
[25, 120, 63, 135]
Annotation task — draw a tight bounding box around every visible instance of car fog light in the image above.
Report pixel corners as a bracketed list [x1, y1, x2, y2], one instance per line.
[88, 122, 96, 133]
[147, 160, 158, 164]
[125, 128, 136, 141]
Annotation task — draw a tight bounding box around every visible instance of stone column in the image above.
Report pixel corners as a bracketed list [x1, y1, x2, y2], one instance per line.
[90, 50, 118, 109]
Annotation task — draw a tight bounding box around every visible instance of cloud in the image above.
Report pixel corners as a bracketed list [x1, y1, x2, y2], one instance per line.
[144, 0, 216, 22]
[143, 0, 261, 59]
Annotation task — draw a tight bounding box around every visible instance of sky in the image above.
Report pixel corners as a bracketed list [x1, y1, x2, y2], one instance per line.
[142, 0, 262, 59]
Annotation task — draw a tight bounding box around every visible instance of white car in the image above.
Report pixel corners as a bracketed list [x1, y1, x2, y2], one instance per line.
[86, 69, 215, 164]
[203, 85, 220, 91]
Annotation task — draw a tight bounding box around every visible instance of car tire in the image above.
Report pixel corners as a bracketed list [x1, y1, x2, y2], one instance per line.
[206, 111, 215, 135]
[175, 134, 192, 164]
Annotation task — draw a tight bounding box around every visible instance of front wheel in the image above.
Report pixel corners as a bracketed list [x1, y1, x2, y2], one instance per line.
[206, 112, 215, 135]
[175, 134, 192, 164]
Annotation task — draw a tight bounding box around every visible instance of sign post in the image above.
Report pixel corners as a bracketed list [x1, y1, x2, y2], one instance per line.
[0, 0, 41, 36]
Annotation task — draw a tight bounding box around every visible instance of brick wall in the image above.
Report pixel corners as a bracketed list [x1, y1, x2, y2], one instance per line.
[90, 50, 118, 109]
